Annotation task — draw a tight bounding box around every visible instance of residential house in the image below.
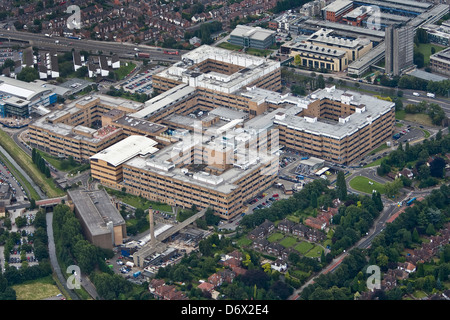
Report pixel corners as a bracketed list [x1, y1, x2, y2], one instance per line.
[271, 259, 288, 272]
[198, 281, 215, 293]
[305, 217, 327, 230]
[278, 218, 295, 233]
[208, 273, 223, 288]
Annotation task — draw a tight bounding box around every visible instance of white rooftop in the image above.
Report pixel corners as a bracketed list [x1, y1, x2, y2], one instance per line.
[90, 135, 159, 167]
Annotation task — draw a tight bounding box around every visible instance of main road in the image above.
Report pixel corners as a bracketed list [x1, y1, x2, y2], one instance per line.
[0, 29, 184, 62]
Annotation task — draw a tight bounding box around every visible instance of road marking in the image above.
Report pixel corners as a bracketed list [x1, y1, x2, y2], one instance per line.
[407, 99, 420, 103]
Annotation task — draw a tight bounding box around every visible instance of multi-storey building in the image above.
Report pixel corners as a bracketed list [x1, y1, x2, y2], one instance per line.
[274, 86, 395, 164]
[385, 24, 415, 76]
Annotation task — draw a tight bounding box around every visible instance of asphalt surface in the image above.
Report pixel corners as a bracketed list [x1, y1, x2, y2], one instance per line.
[0, 29, 184, 63]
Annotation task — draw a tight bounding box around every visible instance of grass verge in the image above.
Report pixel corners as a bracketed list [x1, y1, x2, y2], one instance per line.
[0, 129, 65, 199]
[349, 176, 386, 194]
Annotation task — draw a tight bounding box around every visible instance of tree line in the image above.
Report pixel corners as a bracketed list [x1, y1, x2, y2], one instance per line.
[52, 203, 150, 300]
[31, 148, 51, 178]
[300, 179, 450, 300]
[0, 209, 52, 299]
[377, 129, 450, 188]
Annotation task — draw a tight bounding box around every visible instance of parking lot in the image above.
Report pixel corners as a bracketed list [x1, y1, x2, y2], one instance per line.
[117, 65, 165, 95]
[1, 209, 39, 272]
[0, 158, 27, 203]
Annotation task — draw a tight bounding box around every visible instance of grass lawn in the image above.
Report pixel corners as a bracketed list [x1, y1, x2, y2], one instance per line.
[37, 150, 84, 172]
[286, 215, 300, 223]
[349, 176, 386, 194]
[246, 47, 272, 57]
[405, 113, 433, 127]
[267, 232, 284, 243]
[103, 187, 172, 212]
[12, 276, 60, 300]
[421, 128, 431, 138]
[218, 42, 243, 51]
[415, 43, 446, 65]
[236, 236, 253, 247]
[294, 241, 314, 254]
[0, 129, 64, 198]
[305, 245, 324, 258]
[364, 156, 389, 168]
[368, 143, 389, 155]
[279, 236, 297, 248]
[397, 109, 434, 127]
[115, 62, 136, 80]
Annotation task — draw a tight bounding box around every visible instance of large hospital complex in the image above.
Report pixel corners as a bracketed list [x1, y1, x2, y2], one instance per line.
[27, 45, 395, 220]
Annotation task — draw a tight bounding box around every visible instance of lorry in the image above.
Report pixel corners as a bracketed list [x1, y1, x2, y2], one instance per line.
[427, 92, 435, 98]
[133, 271, 141, 278]
[164, 50, 179, 55]
[136, 52, 150, 58]
[126, 261, 134, 268]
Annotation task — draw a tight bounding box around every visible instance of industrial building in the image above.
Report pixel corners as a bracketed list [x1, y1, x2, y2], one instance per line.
[67, 189, 127, 249]
[228, 25, 276, 49]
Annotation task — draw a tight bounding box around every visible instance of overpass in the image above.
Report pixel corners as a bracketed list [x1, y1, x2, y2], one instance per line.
[36, 196, 67, 211]
[133, 207, 207, 267]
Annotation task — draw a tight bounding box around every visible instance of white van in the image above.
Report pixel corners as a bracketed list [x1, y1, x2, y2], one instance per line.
[427, 92, 435, 98]
[412, 92, 420, 97]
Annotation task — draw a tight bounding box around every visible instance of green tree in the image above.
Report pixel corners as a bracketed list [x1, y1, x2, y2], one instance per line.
[336, 171, 347, 201]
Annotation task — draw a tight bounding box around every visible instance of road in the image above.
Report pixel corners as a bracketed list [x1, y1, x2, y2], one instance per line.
[289, 185, 437, 300]
[0, 29, 184, 62]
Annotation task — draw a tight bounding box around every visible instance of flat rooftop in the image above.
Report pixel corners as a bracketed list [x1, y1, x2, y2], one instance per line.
[90, 135, 159, 167]
[124, 131, 278, 195]
[230, 25, 276, 41]
[322, 0, 353, 13]
[154, 45, 280, 94]
[273, 86, 395, 140]
[68, 189, 125, 236]
[113, 115, 167, 134]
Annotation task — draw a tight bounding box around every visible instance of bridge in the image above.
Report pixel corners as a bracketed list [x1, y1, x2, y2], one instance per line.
[36, 196, 67, 211]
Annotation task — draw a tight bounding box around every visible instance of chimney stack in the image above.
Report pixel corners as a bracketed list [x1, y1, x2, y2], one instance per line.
[149, 207, 156, 246]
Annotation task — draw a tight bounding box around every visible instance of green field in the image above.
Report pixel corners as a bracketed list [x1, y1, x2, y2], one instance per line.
[12, 276, 61, 300]
[349, 176, 386, 194]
